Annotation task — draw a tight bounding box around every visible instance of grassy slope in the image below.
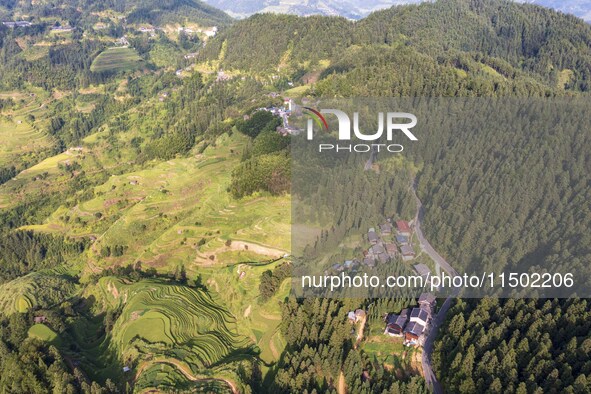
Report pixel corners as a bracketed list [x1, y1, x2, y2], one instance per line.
[28, 323, 60, 344]
[0, 127, 291, 382]
[20, 132, 290, 272]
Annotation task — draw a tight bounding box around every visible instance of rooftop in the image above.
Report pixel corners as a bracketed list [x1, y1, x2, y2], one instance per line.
[396, 235, 409, 244]
[396, 220, 411, 233]
[370, 244, 385, 255]
[380, 223, 393, 233]
[413, 263, 430, 276]
[368, 231, 378, 242]
[405, 321, 425, 336]
[419, 293, 437, 305]
[401, 245, 415, 256]
[410, 307, 429, 322]
[385, 243, 398, 254]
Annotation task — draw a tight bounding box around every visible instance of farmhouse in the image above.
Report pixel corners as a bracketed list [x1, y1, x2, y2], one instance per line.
[116, 36, 129, 46]
[368, 228, 378, 244]
[370, 243, 385, 256]
[380, 222, 393, 235]
[344, 260, 360, 272]
[384, 243, 398, 257]
[418, 293, 437, 313]
[34, 316, 47, 324]
[410, 307, 430, 326]
[384, 298, 435, 346]
[413, 263, 431, 280]
[404, 321, 425, 345]
[384, 309, 408, 336]
[396, 234, 409, 245]
[348, 309, 366, 323]
[396, 220, 411, 236]
[203, 26, 218, 37]
[348, 311, 356, 322]
[400, 244, 415, 260]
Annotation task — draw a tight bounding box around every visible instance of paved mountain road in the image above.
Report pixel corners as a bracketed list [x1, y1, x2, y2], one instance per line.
[411, 182, 460, 394]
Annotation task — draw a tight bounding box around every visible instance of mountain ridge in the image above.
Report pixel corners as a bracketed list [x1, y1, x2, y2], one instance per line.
[201, 0, 591, 22]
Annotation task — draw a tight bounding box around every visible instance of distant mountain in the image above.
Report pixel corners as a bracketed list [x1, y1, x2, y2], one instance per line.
[200, 0, 425, 19]
[202, 0, 591, 22]
[521, 0, 591, 22]
[1, 0, 233, 26]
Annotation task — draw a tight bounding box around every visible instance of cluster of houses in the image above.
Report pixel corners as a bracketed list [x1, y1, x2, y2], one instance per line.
[177, 26, 217, 37]
[51, 25, 74, 32]
[366, 219, 416, 263]
[258, 98, 303, 135]
[2, 21, 73, 31]
[2, 21, 32, 28]
[384, 293, 436, 346]
[328, 219, 416, 274]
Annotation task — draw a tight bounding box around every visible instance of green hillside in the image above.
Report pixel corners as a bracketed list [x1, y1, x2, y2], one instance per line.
[201, 0, 591, 93]
[5, 0, 232, 26]
[0, 0, 590, 393]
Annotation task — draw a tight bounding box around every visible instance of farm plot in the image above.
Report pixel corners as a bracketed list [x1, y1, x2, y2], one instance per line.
[198, 259, 290, 367]
[101, 278, 255, 375]
[28, 324, 61, 345]
[0, 118, 52, 167]
[90, 47, 143, 73]
[0, 272, 77, 314]
[44, 133, 291, 272]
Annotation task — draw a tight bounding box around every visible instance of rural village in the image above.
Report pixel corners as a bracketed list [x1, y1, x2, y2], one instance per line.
[344, 219, 438, 348]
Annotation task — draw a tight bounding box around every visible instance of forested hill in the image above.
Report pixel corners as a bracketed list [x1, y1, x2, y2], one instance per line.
[356, 0, 591, 90]
[200, 14, 354, 71]
[1, 0, 232, 26]
[201, 0, 591, 92]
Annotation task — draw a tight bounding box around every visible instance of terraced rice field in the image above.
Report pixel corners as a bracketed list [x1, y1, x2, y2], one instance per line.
[37, 133, 292, 271]
[90, 47, 143, 73]
[0, 118, 52, 166]
[101, 278, 254, 375]
[134, 362, 234, 393]
[0, 272, 77, 314]
[199, 260, 289, 367]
